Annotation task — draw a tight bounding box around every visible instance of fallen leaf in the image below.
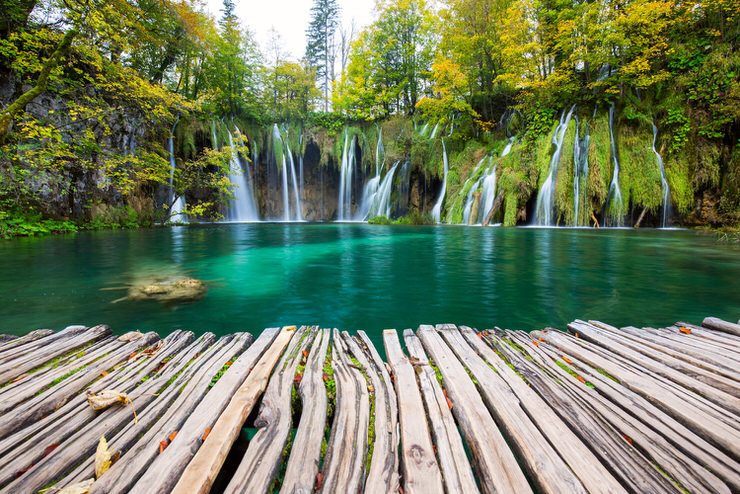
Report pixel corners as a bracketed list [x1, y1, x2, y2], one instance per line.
[87, 390, 138, 424]
[315, 472, 324, 490]
[622, 434, 633, 445]
[576, 375, 586, 384]
[302, 349, 309, 358]
[57, 479, 94, 494]
[201, 427, 211, 441]
[532, 340, 540, 347]
[95, 436, 111, 479]
[168, 431, 178, 442]
[43, 443, 60, 457]
[367, 384, 375, 393]
[679, 327, 691, 335]
[99, 371, 108, 377]
[562, 356, 573, 364]
[294, 373, 303, 385]
[159, 440, 168, 454]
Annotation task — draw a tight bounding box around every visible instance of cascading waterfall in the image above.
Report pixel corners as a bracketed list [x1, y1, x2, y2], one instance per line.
[357, 127, 387, 220]
[501, 136, 515, 157]
[462, 156, 489, 224]
[225, 127, 259, 222]
[606, 104, 624, 226]
[572, 117, 590, 226]
[652, 122, 671, 228]
[533, 106, 576, 225]
[461, 156, 499, 225]
[431, 140, 449, 223]
[430, 122, 440, 140]
[337, 131, 357, 221]
[477, 164, 498, 224]
[285, 132, 303, 221]
[363, 161, 400, 219]
[272, 124, 290, 222]
[167, 135, 187, 223]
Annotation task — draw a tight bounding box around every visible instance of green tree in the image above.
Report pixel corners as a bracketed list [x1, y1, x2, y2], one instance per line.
[305, 0, 340, 111]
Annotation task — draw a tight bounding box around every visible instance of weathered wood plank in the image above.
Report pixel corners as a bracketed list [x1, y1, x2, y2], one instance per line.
[0, 329, 53, 357]
[417, 325, 532, 494]
[224, 327, 313, 493]
[403, 329, 478, 494]
[128, 327, 282, 494]
[342, 331, 398, 493]
[383, 329, 443, 494]
[319, 329, 370, 493]
[357, 330, 400, 494]
[60, 333, 253, 490]
[0, 326, 84, 366]
[168, 326, 295, 494]
[281, 328, 330, 494]
[584, 321, 740, 400]
[0, 325, 109, 384]
[439, 325, 592, 494]
[533, 331, 740, 490]
[703, 317, 740, 337]
[0, 331, 159, 441]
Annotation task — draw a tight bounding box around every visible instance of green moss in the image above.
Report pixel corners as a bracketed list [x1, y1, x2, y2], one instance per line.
[588, 113, 612, 208]
[619, 124, 663, 212]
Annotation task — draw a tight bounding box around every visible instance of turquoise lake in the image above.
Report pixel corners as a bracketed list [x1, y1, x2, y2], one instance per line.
[0, 224, 737, 349]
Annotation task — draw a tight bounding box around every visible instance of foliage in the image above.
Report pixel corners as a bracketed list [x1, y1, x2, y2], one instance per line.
[305, 0, 340, 111]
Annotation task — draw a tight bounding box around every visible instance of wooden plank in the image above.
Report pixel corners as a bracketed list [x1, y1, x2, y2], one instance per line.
[0, 325, 110, 384]
[672, 324, 740, 356]
[0, 329, 53, 357]
[571, 321, 740, 415]
[224, 327, 313, 493]
[504, 331, 729, 494]
[0, 331, 195, 481]
[460, 326, 626, 494]
[0, 335, 129, 411]
[127, 327, 282, 494]
[168, 326, 295, 494]
[585, 321, 740, 399]
[618, 326, 739, 381]
[280, 328, 330, 494]
[383, 330, 443, 494]
[356, 330, 400, 494]
[403, 329, 478, 494]
[417, 325, 532, 494]
[439, 325, 592, 494]
[0, 331, 160, 441]
[86, 334, 235, 494]
[342, 331, 399, 493]
[319, 329, 370, 493]
[533, 331, 740, 489]
[59, 333, 253, 490]
[2, 332, 221, 494]
[0, 326, 84, 366]
[703, 317, 740, 337]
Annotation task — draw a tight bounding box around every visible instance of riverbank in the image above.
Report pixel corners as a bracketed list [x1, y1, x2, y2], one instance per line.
[0, 316, 737, 493]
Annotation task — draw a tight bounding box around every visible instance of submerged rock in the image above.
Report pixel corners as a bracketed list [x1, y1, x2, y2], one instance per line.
[111, 277, 206, 304]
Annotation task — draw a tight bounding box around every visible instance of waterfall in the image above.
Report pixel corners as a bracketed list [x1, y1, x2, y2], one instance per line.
[337, 131, 357, 221]
[501, 136, 515, 157]
[272, 124, 291, 222]
[284, 133, 303, 221]
[167, 136, 187, 223]
[573, 118, 590, 226]
[225, 128, 259, 222]
[462, 156, 489, 224]
[478, 164, 498, 224]
[533, 106, 576, 225]
[361, 161, 400, 220]
[652, 122, 671, 228]
[431, 141, 449, 223]
[357, 127, 387, 220]
[461, 156, 498, 225]
[298, 130, 304, 202]
[606, 104, 624, 226]
[396, 160, 411, 216]
[430, 122, 440, 139]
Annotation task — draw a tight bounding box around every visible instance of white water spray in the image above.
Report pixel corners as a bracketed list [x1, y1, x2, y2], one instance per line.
[534, 106, 575, 225]
[431, 141, 449, 223]
[652, 122, 671, 228]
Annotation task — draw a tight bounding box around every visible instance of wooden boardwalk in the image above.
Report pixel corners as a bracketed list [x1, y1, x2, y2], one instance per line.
[0, 317, 738, 493]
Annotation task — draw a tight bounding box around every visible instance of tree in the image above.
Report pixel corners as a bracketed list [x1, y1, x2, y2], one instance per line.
[305, 0, 340, 111]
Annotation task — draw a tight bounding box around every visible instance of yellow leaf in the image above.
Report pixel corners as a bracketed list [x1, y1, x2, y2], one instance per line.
[57, 479, 94, 494]
[95, 436, 111, 479]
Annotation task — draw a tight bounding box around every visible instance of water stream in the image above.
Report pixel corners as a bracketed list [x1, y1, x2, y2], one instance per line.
[534, 106, 576, 225]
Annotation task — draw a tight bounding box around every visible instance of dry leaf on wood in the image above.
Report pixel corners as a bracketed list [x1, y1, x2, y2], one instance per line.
[87, 390, 138, 423]
[56, 479, 94, 493]
[95, 436, 111, 479]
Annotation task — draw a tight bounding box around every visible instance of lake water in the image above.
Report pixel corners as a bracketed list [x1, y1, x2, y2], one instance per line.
[0, 224, 737, 350]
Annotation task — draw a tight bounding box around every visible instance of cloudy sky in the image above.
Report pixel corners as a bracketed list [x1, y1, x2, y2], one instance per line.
[203, 0, 377, 60]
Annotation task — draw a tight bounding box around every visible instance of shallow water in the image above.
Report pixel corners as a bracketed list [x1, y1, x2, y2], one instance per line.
[0, 224, 737, 350]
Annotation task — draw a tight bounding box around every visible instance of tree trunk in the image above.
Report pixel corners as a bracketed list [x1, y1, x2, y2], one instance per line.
[0, 28, 78, 142]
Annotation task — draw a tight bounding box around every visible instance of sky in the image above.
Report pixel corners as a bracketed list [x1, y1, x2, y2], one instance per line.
[203, 0, 377, 60]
